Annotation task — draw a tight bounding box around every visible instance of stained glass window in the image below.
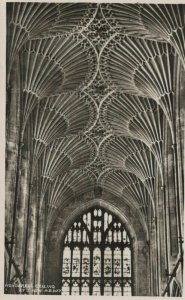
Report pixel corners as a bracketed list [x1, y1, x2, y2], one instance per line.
[114, 247, 122, 277]
[82, 247, 90, 277]
[104, 281, 112, 295]
[71, 281, 79, 295]
[104, 247, 112, 277]
[61, 207, 132, 295]
[93, 280, 101, 295]
[62, 247, 71, 277]
[72, 247, 80, 277]
[81, 281, 89, 295]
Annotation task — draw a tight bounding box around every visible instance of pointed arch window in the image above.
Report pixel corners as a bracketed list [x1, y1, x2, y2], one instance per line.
[61, 207, 133, 295]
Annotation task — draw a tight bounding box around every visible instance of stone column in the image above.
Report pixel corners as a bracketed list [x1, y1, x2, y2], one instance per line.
[149, 216, 158, 296]
[34, 194, 47, 294]
[13, 147, 30, 271]
[6, 57, 21, 240]
[24, 179, 39, 294]
[174, 58, 185, 263]
[172, 55, 184, 268]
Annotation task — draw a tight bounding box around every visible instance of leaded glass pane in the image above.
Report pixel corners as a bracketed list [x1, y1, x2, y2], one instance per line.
[68, 229, 72, 242]
[72, 247, 80, 277]
[82, 229, 87, 243]
[104, 247, 112, 277]
[93, 247, 101, 277]
[107, 229, 112, 243]
[98, 209, 102, 216]
[93, 230, 98, 243]
[93, 281, 101, 295]
[108, 214, 112, 224]
[77, 230, 81, 242]
[73, 229, 77, 242]
[113, 229, 117, 242]
[61, 280, 70, 295]
[104, 212, 108, 231]
[118, 230, 121, 242]
[97, 231, 101, 243]
[87, 212, 91, 230]
[114, 281, 122, 295]
[83, 214, 87, 223]
[124, 281, 132, 296]
[104, 282, 112, 295]
[62, 247, 71, 277]
[123, 247, 131, 277]
[82, 247, 90, 277]
[114, 247, 121, 277]
[71, 281, 79, 295]
[81, 281, 89, 295]
[123, 229, 127, 243]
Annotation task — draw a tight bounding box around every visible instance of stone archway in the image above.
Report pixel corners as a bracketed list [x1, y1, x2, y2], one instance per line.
[44, 194, 150, 296]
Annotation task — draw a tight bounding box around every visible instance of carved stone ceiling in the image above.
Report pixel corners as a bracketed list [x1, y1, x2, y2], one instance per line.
[7, 3, 185, 229]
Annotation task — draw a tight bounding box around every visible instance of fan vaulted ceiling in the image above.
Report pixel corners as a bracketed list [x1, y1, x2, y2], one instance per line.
[7, 2, 185, 234]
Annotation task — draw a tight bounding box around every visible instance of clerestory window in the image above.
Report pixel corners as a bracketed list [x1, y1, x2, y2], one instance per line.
[61, 207, 132, 295]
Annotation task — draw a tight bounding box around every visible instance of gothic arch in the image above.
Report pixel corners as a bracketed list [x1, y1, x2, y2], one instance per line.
[44, 196, 149, 296]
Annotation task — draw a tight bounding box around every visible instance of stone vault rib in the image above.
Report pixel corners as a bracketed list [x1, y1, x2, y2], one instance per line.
[7, 2, 98, 78]
[46, 169, 97, 230]
[100, 35, 176, 137]
[24, 92, 98, 174]
[99, 135, 157, 196]
[99, 92, 164, 169]
[101, 3, 185, 67]
[37, 135, 97, 196]
[20, 34, 98, 132]
[98, 168, 153, 221]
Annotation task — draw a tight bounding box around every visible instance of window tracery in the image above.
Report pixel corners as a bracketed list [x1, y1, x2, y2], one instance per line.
[61, 207, 132, 295]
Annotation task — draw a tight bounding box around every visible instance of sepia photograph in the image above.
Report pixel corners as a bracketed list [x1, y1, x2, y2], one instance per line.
[5, 1, 184, 297]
